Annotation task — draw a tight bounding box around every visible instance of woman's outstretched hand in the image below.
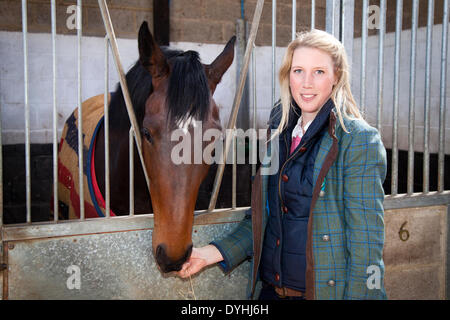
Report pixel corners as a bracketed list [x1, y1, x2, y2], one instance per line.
[176, 245, 224, 278]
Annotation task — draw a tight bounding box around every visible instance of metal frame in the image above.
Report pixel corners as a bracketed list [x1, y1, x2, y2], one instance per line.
[1, 0, 450, 299]
[1, 0, 449, 238]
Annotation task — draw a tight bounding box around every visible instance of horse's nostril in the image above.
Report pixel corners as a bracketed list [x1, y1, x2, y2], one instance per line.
[154, 244, 192, 273]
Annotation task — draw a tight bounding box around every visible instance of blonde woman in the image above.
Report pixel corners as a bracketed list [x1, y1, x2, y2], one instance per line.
[177, 29, 387, 300]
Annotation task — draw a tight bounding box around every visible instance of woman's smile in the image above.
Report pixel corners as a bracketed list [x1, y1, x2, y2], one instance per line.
[289, 47, 337, 123]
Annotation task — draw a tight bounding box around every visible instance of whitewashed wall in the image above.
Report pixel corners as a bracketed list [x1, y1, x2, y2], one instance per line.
[1, 25, 449, 154]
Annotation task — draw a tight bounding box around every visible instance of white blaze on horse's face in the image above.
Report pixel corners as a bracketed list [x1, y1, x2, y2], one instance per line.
[177, 115, 198, 134]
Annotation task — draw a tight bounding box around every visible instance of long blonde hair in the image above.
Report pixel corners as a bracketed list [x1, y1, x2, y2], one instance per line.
[274, 29, 362, 137]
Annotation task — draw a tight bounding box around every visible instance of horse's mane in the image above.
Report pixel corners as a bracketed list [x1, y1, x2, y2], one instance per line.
[108, 47, 210, 130]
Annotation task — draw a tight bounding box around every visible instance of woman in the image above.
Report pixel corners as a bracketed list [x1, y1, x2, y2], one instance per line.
[177, 29, 387, 300]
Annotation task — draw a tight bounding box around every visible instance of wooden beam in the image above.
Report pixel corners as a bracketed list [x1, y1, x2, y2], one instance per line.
[153, 0, 170, 46]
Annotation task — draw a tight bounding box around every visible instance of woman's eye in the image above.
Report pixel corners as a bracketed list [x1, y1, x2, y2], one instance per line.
[142, 128, 153, 144]
[293, 69, 302, 74]
[315, 70, 325, 75]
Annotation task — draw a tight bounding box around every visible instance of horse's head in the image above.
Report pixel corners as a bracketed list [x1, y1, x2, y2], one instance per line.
[137, 22, 235, 273]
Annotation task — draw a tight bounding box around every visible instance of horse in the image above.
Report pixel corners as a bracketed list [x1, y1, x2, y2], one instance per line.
[56, 21, 236, 273]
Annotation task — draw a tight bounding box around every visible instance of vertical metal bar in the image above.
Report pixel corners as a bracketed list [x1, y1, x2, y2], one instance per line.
[235, 19, 249, 131]
[292, 0, 296, 41]
[311, 0, 315, 29]
[232, 130, 236, 210]
[376, 0, 386, 132]
[51, 0, 58, 221]
[272, 0, 276, 106]
[22, 0, 31, 223]
[391, 0, 403, 196]
[326, 0, 340, 38]
[104, 35, 111, 218]
[252, 44, 257, 177]
[423, 0, 434, 194]
[360, 0, 368, 115]
[438, 0, 448, 193]
[77, 0, 85, 219]
[341, 0, 354, 67]
[129, 128, 134, 216]
[408, 0, 419, 195]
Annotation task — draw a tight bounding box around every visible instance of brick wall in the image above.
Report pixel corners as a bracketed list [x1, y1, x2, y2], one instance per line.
[0, 0, 153, 39]
[0, 0, 448, 46]
[0, 0, 324, 46]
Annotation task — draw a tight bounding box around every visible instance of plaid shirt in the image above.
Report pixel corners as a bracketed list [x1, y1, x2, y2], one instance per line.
[212, 110, 387, 300]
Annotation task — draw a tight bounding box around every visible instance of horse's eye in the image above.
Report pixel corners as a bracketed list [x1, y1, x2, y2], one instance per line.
[142, 128, 153, 144]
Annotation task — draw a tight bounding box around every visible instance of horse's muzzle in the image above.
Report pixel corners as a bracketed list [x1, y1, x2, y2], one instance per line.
[155, 243, 193, 273]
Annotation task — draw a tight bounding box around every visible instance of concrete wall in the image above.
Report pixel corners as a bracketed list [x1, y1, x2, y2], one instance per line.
[1, 1, 449, 153]
[1, 0, 448, 45]
[0, 0, 327, 46]
[384, 205, 448, 300]
[1, 22, 450, 155]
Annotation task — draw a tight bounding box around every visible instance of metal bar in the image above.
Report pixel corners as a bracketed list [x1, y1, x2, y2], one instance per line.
[423, 0, 434, 194]
[311, 0, 315, 29]
[77, 0, 84, 220]
[340, 0, 354, 67]
[129, 128, 135, 216]
[360, 0, 368, 115]
[326, 0, 340, 38]
[383, 191, 450, 210]
[251, 44, 257, 177]
[438, 0, 448, 193]
[391, 0, 403, 196]
[97, 0, 150, 193]
[104, 35, 111, 218]
[272, 0, 276, 106]
[51, 0, 58, 222]
[22, 0, 31, 223]
[208, 0, 264, 212]
[2, 207, 250, 242]
[408, 0, 419, 195]
[376, 0, 386, 132]
[292, 0, 296, 41]
[235, 19, 249, 131]
[232, 131, 236, 210]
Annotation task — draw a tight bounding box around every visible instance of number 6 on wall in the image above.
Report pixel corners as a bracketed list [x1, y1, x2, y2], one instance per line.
[398, 221, 410, 242]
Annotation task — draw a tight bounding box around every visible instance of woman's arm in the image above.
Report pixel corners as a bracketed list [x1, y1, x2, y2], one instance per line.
[177, 210, 253, 278]
[342, 124, 387, 300]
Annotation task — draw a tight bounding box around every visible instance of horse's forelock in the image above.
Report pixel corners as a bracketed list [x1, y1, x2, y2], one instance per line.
[166, 50, 210, 127]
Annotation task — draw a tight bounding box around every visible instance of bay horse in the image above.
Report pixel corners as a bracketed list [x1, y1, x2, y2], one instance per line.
[57, 21, 235, 273]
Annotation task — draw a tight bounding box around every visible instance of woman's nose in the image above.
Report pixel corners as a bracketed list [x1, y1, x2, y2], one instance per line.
[302, 73, 313, 88]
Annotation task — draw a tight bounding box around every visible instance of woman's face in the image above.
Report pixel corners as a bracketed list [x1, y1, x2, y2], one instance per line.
[289, 47, 337, 122]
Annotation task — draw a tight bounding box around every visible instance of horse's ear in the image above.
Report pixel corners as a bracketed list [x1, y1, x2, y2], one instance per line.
[138, 21, 169, 87]
[205, 36, 236, 93]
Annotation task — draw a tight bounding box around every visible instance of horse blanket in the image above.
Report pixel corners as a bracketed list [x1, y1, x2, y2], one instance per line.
[56, 94, 116, 219]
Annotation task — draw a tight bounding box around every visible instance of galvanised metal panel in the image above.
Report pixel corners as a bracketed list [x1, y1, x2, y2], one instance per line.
[6, 222, 249, 300]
